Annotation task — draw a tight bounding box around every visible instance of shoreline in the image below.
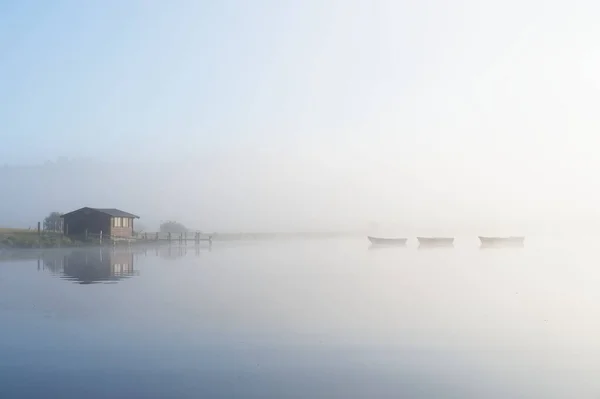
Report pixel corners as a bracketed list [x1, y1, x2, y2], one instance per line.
[0, 230, 364, 249]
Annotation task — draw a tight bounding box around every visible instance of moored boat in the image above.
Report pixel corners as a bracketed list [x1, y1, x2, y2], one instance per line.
[479, 236, 525, 246]
[367, 236, 407, 246]
[417, 237, 454, 246]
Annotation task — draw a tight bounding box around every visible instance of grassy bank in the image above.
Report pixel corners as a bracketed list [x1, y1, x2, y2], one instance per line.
[0, 227, 363, 249]
[0, 229, 75, 249]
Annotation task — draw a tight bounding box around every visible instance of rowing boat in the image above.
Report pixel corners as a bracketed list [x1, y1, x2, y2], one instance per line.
[479, 236, 525, 246]
[417, 237, 454, 246]
[367, 236, 407, 246]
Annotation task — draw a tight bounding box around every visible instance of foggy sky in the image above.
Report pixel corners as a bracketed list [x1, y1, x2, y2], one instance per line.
[2, 1, 600, 233]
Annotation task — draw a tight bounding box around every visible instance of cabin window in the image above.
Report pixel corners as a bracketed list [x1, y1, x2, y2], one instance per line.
[113, 217, 122, 227]
[123, 218, 129, 227]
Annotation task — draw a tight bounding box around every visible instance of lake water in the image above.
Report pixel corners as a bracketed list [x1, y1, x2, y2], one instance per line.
[1, 237, 600, 398]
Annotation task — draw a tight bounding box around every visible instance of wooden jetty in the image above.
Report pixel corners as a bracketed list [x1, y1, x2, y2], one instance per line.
[84, 231, 213, 246]
[136, 231, 212, 245]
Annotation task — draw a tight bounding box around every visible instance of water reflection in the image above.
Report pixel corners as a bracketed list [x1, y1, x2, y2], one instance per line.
[368, 244, 406, 251]
[43, 249, 139, 284]
[480, 242, 525, 250]
[130, 244, 210, 259]
[3, 238, 600, 398]
[417, 243, 455, 250]
[30, 245, 212, 283]
[153, 245, 199, 259]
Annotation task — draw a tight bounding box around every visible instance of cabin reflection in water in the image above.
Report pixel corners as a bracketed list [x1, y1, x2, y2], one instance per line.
[43, 249, 138, 284]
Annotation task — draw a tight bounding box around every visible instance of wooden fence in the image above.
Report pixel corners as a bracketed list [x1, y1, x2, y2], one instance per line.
[135, 231, 212, 244]
[80, 231, 212, 245]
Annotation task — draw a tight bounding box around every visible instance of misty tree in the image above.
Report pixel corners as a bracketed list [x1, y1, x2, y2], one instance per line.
[43, 211, 63, 232]
[159, 221, 188, 233]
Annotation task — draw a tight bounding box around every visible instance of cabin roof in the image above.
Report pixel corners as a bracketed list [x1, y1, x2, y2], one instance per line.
[61, 207, 140, 219]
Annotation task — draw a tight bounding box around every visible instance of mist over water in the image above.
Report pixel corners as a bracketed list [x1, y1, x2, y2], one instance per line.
[1, 157, 598, 236]
[1, 238, 600, 398]
[3, 1, 600, 397]
[3, 2, 600, 234]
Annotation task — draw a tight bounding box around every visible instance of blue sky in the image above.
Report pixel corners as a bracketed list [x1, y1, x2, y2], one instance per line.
[1, 2, 239, 160]
[4, 0, 600, 225]
[2, 0, 468, 164]
[0, 1, 525, 163]
[1, 1, 417, 163]
[1, 1, 325, 163]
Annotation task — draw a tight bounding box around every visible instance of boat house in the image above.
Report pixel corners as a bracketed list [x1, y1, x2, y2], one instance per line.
[61, 207, 139, 239]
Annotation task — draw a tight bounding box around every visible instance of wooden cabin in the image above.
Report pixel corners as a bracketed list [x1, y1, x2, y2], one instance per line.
[61, 207, 139, 238]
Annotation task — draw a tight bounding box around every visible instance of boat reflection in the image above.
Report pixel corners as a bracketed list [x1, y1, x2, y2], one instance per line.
[479, 242, 525, 250]
[417, 237, 454, 250]
[418, 242, 454, 250]
[368, 244, 407, 250]
[43, 249, 139, 284]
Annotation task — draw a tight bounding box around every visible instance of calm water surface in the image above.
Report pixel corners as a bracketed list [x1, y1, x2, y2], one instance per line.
[1, 238, 600, 398]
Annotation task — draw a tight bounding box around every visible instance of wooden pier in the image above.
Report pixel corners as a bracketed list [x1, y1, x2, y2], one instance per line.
[137, 232, 212, 245]
[84, 231, 212, 246]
